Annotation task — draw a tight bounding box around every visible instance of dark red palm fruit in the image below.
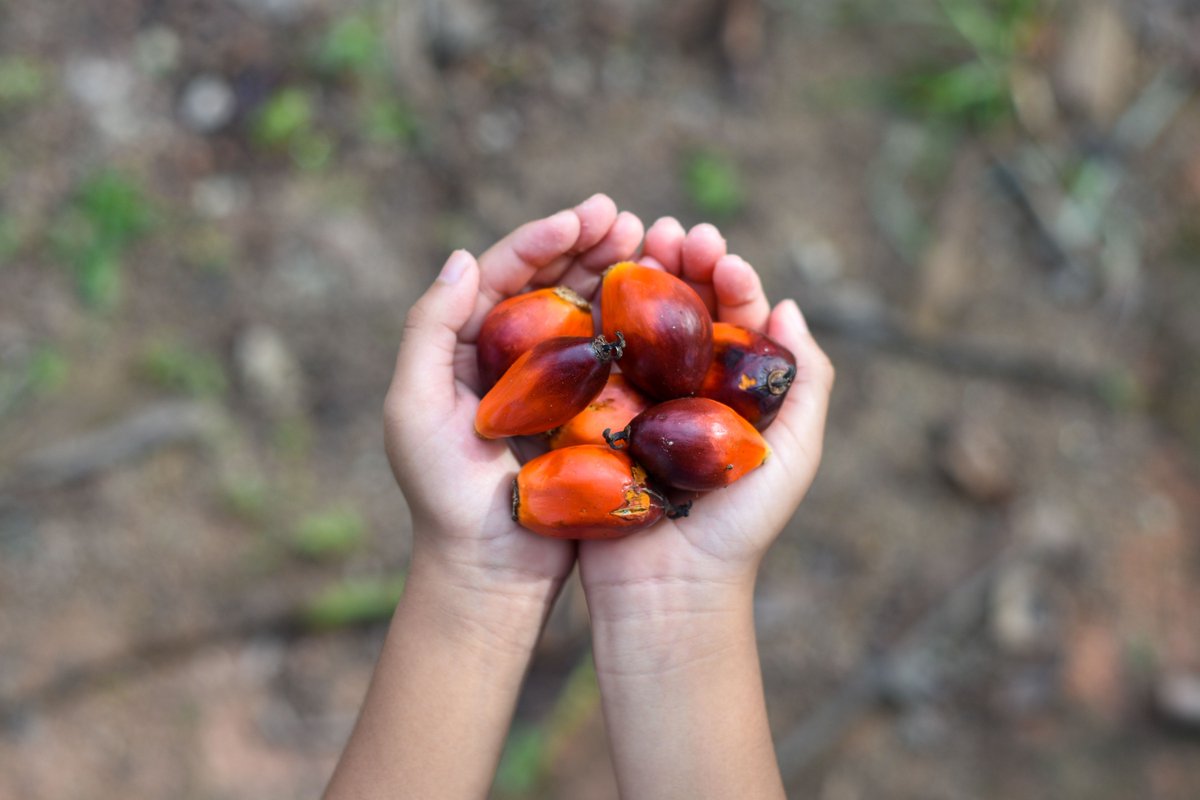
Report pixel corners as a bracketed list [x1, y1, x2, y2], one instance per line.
[512, 445, 670, 539]
[600, 261, 714, 399]
[698, 322, 796, 430]
[475, 333, 624, 439]
[477, 286, 594, 389]
[605, 397, 770, 492]
[548, 374, 651, 449]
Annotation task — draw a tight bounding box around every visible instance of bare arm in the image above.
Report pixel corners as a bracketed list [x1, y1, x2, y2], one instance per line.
[323, 553, 560, 800]
[586, 577, 785, 800]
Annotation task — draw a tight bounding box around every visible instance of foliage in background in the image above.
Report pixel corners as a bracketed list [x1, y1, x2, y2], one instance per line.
[494, 655, 601, 797]
[50, 170, 154, 309]
[882, 0, 1043, 130]
[253, 87, 334, 170]
[0, 57, 45, 109]
[291, 506, 367, 559]
[302, 574, 406, 629]
[682, 151, 745, 218]
[314, 12, 385, 76]
[139, 339, 228, 397]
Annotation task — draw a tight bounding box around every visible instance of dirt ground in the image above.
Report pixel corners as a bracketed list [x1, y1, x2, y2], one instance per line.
[1, 0, 1199, 798]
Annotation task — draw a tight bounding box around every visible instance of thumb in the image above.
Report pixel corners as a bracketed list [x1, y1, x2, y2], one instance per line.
[389, 250, 480, 417]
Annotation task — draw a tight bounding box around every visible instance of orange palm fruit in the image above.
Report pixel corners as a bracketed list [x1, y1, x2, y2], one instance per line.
[548, 374, 650, 449]
[475, 333, 625, 438]
[605, 397, 770, 491]
[698, 323, 796, 430]
[477, 286, 593, 389]
[512, 445, 671, 539]
[600, 262, 714, 399]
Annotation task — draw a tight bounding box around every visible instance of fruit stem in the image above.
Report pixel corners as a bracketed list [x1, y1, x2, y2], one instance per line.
[665, 499, 692, 520]
[602, 426, 630, 450]
[767, 365, 796, 396]
[510, 478, 520, 521]
[591, 331, 626, 363]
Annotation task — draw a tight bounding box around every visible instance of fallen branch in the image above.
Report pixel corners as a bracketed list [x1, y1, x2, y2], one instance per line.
[803, 304, 1124, 401]
[2, 400, 223, 492]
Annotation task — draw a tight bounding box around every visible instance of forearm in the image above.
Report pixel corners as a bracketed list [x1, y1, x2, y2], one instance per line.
[324, 546, 561, 800]
[586, 578, 785, 800]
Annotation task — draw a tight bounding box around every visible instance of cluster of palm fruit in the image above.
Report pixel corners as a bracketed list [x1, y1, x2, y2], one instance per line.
[474, 262, 796, 539]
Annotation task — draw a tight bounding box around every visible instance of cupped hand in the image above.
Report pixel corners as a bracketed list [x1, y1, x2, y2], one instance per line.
[384, 195, 644, 594]
[579, 219, 836, 596]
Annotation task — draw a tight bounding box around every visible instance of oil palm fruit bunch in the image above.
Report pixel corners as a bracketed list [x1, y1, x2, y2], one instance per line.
[471, 261, 796, 539]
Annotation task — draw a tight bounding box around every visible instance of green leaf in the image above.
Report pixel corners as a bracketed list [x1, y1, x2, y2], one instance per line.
[0, 57, 45, 107]
[27, 347, 69, 395]
[683, 152, 745, 218]
[254, 87, 315, 147]
[291, 507, 366, 559]
[495, 725, 547, 795]
[316, 13, 384, 75]
[139, 339, 228, 397]
[302, 574, 406, 629]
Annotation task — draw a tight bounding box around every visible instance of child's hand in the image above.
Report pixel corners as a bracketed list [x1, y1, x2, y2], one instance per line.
[578, 218, 835, 657]
[383, 195, 643, 609]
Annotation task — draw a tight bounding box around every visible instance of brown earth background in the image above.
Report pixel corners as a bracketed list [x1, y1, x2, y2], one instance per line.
[2, 0, 1200, 797]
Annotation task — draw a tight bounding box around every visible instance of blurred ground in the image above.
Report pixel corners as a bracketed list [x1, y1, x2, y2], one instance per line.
[1, 0, 1200, 798]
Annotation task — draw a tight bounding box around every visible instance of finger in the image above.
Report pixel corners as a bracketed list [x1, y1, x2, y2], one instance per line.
[761, 299, 835, 488]
[461, 208, 583, 341]
[559, 211, 645, 300]
[528, 194, 620, 288]
[642, 216, 686, 275]
[680, 223, 726, 312]
[572, 193, 620, 254]
[388, 250, 481, 423]
[712, 254, 771, 331]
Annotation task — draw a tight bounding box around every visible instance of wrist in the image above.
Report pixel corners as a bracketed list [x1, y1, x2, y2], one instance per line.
[403, 545, 562, 658]
[585, 576, 757, 678]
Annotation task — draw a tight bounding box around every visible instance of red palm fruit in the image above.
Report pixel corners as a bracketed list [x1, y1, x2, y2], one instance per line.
[605, 397, 770, 491]
[600, 262, 714, 399]
[548, 374, 650, 449]
[475, 333, 625, 438]
[512, 445, 671, 539]
[698, 322, 796, 430]
[477, 286, 593, 389]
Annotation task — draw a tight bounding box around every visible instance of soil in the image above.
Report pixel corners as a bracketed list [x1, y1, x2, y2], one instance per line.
[1, 1, 1199, 798]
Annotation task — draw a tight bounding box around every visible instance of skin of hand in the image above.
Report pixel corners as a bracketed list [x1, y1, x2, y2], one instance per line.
[325, 195, 643, 800]
[577, 218, 836, 800]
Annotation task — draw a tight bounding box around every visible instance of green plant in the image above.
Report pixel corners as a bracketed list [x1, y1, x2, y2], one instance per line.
[303, 574, 406, 629]
[0, 57, 45, 108]
[683, 151, 745, 218]
[221, 475, 270, 522]
[884, 0, 1043, 130]
[51, 170, 154, 309]
[316, 12, 384, 76]
[139, 339, 228, 397]
[27, 347, 69, 395]
[362, 97, 420, 145]
[291, 506, 367, 559]
[494, 655, 600, 796]
[253, 87, 334, 170]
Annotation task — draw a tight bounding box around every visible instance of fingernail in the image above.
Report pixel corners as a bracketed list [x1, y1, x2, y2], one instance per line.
[437, 250, 471, 284]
